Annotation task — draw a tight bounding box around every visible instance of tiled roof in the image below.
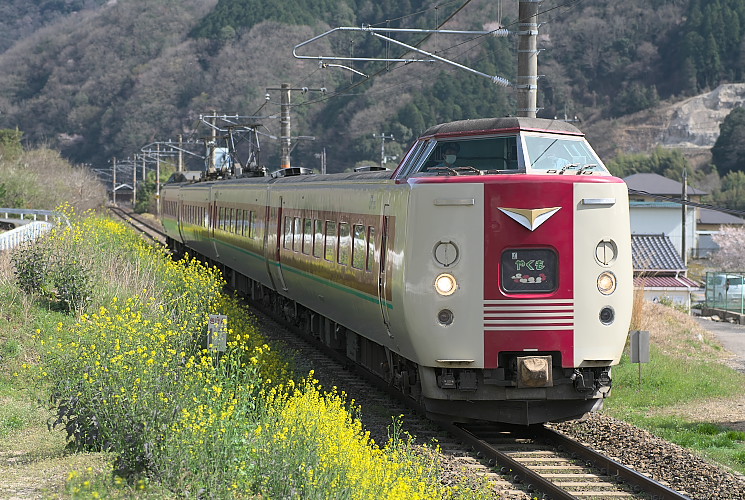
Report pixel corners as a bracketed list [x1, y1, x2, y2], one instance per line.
[624, 172, 707, 196]
[631, 234, 686, 272]
[634, 276, 701, 289]
[697, 207, 745, 225]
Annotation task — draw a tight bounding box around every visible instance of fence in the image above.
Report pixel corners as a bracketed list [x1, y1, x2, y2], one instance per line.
[0, 208, 69, 252]
[704, 271, 745, 314]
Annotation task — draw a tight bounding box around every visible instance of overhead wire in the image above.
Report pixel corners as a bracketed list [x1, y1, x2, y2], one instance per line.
[277, 0, 586, 109]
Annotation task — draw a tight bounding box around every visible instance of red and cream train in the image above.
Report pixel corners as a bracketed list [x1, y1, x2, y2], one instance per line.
[161, 117, 632, 425]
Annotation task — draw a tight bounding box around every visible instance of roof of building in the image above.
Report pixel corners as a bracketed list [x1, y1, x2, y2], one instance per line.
[632, 234, 686, 272]
[633, 276, 701, 289]
[697, 207, 745, 225]
[624, 172, 707, 196]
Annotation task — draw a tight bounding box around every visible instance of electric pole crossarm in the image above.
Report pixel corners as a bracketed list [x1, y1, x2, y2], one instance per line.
[293, 25, 511, 87]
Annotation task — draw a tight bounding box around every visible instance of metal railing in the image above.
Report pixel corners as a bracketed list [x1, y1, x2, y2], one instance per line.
[0, 207, 69, 225]
[0, 208, 69, 252]
[0, 221, 54, 251]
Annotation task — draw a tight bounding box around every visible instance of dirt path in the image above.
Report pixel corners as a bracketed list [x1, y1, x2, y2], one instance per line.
[0, 425, 109, 499]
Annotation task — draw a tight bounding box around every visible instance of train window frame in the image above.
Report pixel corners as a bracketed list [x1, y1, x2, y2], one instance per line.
[248, 210, 256, 238]
[522, 132, 608, 174]
[352, 224, 366, 270]
[324, 220, 337, 262]
[283, 216, 292, 249]
[366, 226, 376, 272]
[414, 136, 521, 174]
[313, 219, 324, 258]
[293, 217, 302, 252]
[338, 222, 351, 266]
[302, 218, 313, 255]
[396, 140, 436, 178]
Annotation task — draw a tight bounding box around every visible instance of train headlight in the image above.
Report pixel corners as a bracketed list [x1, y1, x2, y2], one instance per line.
[434, 273, 457, 296]
[597, 271, 617, 295]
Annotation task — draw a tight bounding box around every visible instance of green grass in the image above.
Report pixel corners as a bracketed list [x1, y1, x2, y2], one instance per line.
[605, 346, 745, 473]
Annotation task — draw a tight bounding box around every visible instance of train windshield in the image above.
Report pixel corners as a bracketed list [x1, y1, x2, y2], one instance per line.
[524, 134, 608, 174]
[414, 136, 520, 175]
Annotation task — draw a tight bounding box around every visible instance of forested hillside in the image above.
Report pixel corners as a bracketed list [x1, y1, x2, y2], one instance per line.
[1, 0, 745, 181]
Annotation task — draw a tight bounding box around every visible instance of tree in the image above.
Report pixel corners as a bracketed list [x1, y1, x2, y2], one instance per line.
[711, 225, 745, 270]
[0, 128, 23, 161]
[712, 107, 745, 176]
[713, 170, 745, 211]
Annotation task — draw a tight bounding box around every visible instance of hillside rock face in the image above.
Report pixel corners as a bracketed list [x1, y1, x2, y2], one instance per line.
[662, 84, 745, 148]
[587, 83, 745, 163]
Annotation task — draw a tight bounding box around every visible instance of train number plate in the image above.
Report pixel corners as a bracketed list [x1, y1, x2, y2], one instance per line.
[501, 248, 557, 293]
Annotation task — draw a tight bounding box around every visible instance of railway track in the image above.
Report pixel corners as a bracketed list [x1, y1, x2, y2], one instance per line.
[112, 206, 691, 500]
[108, 205, 167, 244]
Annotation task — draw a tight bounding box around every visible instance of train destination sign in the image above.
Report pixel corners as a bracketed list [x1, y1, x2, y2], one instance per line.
[501, 248, 557, 293]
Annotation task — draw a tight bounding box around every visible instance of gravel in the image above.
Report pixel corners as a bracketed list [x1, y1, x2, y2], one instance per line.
[550, 413, 745, 500]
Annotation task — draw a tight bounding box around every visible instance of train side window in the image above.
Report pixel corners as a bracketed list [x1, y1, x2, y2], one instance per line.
[302, 218, 312, 255]
[352, 224, 366, 270]
[366, 226, 376, 272]
[230, 208, 235, 233]
[293, 217, 302, 252]
[338, 222, 351, 266]
[219, 207, 225, 230]
[247, 210, 255, 238]
[283, 216, 292, 249]
[313, 219, 323, 258]
[324, 221, 337, 261]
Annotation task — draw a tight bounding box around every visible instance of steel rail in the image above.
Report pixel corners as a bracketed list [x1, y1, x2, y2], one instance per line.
[537, 426, 691, 500]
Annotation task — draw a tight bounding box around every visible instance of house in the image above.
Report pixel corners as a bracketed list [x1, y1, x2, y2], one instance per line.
[695, 207, 745, 258]
[624, 173, 706, 260]
[632, 234, 700, 309]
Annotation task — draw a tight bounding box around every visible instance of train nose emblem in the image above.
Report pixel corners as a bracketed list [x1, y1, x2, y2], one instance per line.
[498, 207, 561, 231]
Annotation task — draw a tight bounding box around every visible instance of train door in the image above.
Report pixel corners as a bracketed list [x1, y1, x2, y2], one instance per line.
[177, 190, 185, 243]
[275, 197, 288, 291]
[378, 203, 392, 335]
[264, 196, 288, 292]
[209, 185, 219, 258]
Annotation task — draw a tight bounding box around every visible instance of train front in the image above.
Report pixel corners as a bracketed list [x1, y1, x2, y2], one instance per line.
[395, 118, 632, 425]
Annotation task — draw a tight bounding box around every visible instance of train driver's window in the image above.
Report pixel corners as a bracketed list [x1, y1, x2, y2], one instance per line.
[418, 137, 519, 173]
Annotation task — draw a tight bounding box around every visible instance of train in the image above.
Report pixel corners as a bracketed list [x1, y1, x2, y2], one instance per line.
[160, 117, 633, 425]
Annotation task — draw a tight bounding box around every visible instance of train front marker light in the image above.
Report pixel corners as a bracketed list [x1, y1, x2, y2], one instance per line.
[597, 271, 617, 295]
[434, 273, 457, 296]
[599, 306, 615, 325]
[437, 309, 454, 325]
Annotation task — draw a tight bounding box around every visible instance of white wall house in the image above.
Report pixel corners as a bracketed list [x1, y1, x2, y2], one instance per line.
[624, 173, 705, 261]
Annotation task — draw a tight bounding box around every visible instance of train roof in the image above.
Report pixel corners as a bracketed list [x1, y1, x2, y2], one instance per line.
[420, 117, 583, 138]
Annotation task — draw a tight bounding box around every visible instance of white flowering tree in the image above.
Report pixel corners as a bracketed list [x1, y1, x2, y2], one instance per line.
[711, 225, 745, 270]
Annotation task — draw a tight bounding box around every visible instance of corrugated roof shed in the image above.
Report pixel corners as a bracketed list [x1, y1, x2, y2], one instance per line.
[632, 234, 686, 272]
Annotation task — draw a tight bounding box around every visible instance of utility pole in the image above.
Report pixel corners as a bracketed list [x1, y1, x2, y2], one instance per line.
[373, 133, 395, 168]
[112, 157, 117, 206]
[178, 134, 184, 172]
[517, 0, 541, 118]
[156, 143, 161, 217]
[267, 84, 326, 169]
[682, 169, 687, 265]
[280, 83, 291, 168]
[132, 154, 137, 208]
